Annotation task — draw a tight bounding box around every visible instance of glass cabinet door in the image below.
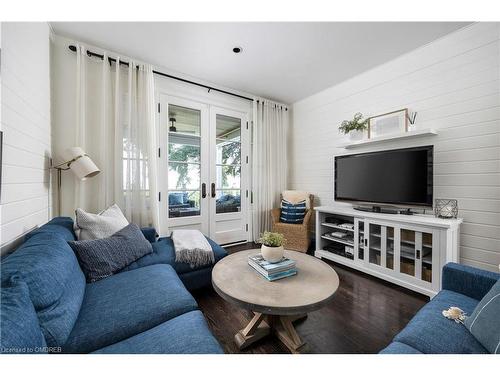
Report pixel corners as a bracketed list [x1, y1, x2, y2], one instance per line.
[386, 227, 394, 270]
[362, 220, 435, 285]
[368, 223, 382, 266]
[399, 229, 416, 277]
[355, 218, 365, 261]
[398, 227, 433, 284]
[367, 221, 396, 271]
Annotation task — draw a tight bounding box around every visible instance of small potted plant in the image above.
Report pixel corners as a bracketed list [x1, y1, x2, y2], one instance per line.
[258, 231, 285, 263]
[339, 112, 369, 141]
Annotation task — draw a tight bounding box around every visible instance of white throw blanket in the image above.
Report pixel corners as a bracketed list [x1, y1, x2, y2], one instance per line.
[172, 230, 215, 268]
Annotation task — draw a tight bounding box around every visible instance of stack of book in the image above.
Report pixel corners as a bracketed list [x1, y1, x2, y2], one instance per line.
[248, 254, 297, 281]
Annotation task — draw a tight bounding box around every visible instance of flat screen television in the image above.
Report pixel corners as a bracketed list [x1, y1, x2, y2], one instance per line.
[334, 145, 433, 209]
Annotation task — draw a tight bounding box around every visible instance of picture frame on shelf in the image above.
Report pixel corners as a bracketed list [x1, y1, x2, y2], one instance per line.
[368, 108, 408, 139]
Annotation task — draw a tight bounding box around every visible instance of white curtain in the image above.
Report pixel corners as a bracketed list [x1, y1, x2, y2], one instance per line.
[251, 99, 289, 240]
[73, 44, 159, 228]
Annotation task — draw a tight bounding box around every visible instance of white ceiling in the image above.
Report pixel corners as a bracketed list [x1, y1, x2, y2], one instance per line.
[51, 22, 470, 103]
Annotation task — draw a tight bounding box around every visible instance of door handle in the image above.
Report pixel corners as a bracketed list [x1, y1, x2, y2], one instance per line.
[201, 183, 207, 198]
[211, 183, 216, 198]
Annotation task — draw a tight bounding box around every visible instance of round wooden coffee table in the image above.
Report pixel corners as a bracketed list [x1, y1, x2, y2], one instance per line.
[212, 249, 339, 353]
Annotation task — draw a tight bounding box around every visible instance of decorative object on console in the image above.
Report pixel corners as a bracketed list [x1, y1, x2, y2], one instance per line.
[75, 204, 129, 240]
[368, 108, 408, 138]
[435, 199, 459, 219]
[338, 112, 369, 141]
[52, 147, 100, 215]
[258, 231, 285, 263]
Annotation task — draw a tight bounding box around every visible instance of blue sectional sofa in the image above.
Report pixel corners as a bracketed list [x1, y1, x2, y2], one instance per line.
[0, 217, 227, 354]
[381, 263, 500, 354]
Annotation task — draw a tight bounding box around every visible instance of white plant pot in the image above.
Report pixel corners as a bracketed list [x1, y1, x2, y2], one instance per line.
[349, 130, 365, 141]
[261, 244, 284, 263]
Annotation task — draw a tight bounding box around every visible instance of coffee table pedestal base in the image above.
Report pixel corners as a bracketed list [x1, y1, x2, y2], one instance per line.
[234, 312, 307, 354]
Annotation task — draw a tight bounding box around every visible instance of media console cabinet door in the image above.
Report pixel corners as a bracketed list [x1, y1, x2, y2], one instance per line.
[354, 218, 365, 263]
[364, 219, 436, 287]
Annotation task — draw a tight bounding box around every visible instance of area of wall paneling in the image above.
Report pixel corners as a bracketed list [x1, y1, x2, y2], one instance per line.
[289, 23, 500, 271]
[0, 22, 52, 254]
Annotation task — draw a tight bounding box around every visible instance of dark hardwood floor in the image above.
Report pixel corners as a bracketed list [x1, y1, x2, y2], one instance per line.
[192, 242, 429, 354]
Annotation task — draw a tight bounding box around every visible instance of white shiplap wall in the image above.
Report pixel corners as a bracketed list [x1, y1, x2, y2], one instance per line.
[289, 23, 500, 272]
[0, 23, 52, 254]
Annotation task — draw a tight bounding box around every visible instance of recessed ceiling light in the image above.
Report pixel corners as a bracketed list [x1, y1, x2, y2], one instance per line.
[232, 47, 242, 54]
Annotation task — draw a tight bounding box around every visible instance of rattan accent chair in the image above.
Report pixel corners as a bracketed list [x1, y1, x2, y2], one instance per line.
[271, 192, 314, 253]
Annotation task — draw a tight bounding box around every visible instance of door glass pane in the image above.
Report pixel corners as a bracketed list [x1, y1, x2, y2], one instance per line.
[369, 223, 381, 265]
[168, 104, 202, 218]
[168, 140, 200, 163]
[215, 114, 242, 214]
[216, 190, 241, 213]
[168, 162, 200, 190]
[216, 114, 241, 142]
[422, 233, 433, 282]
[216, 141, 240, 165]
[400, 229, 415, 276]
[168, 191, 200, 218]
[168, 105, 201, 136]
[216, 165, 241, 189]
[386, 227, 394, 269]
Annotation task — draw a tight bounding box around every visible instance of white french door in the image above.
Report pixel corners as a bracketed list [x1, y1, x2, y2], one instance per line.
[158, 94, 249, 245]
[209, 106, 249, 244]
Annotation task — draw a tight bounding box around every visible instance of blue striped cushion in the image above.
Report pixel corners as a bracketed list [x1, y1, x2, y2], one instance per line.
[280, 199, 306, 224]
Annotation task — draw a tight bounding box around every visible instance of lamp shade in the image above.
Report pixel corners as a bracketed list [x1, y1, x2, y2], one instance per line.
[61, 147, 100, 180]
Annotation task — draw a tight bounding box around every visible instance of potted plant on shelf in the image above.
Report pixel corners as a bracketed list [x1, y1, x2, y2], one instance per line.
[258, 231, 286, 263]
[339, 112, 369, 141]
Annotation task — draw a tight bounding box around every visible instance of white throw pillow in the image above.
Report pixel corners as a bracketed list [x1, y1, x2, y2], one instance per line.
[74, 204, 129, 240]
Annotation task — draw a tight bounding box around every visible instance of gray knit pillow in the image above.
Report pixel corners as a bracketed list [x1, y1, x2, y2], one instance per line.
[75, 204, 129, 240]
[69, 224, 153, 283]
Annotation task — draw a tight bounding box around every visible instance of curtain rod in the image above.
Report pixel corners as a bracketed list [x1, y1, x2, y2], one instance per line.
[68, 44, 287, 110]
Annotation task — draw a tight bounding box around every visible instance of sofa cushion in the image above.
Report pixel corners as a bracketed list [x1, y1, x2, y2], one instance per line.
[24, 217, 76, 242]
[69, 224, 153, 282]
[62, 264, 198, 353]
[379, 342, 422, 354]
[0, 279, 47, 354]
[465, 279, 500, 353]
[394, 290, 488, 354]
[121, 236, 227, 275]
[1, 234, 86, 348]
[93, 310, 223, 354]
[75, 204, 129, 240]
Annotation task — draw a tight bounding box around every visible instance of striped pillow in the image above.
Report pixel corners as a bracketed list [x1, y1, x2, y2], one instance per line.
[280, 199, 306, 224]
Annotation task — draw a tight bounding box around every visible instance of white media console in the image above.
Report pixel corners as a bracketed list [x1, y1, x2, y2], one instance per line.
[315, 206, 462, 297]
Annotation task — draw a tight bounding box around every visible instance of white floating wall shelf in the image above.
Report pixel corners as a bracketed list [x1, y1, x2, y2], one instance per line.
[343, 129, 438, 149]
